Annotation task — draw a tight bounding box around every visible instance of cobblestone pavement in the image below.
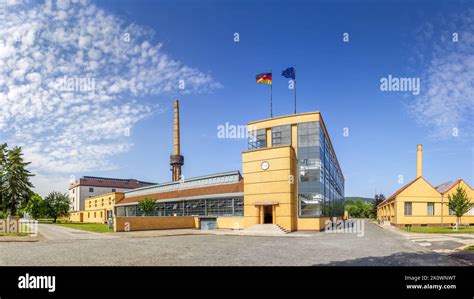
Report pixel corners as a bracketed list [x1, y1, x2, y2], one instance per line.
[380, 224, 474, 265]
[0, 221, 464, 266]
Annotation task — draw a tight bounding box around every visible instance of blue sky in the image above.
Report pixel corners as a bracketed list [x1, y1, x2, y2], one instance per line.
[1, 0, 472, 197]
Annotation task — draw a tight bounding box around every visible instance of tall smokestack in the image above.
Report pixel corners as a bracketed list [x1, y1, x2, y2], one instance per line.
[170, 99, 184, 181]
[416, 144, 423, 178]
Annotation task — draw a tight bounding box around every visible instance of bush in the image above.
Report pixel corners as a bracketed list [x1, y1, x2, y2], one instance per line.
[0, 211, 6, 219]
[345, 199, 372, 218]
[138, 198, 157, 216]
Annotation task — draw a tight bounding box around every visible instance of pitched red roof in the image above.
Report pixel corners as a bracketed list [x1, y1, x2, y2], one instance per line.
[69, 177, 155, 189]
[378, 177, 472, 208]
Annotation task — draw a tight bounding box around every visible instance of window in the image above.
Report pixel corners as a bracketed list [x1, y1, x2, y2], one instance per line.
[125, 206, 136, 217]
[112, 189, 116, 192]
[234, 198, 244, 216]
[299, 193, 322, 217]
[207, 199, 218, 215]
[272, 125, 291, 147]
[89, 187, 94, 192]
[94, 212, 96, 218]
[248, 129, 267, 150]
[87, 212, 90, 218]
[427, 202, 435, 216]
[100, 211, 103, 218]
[184, 200, 205, 216]
[468, 207, 474, 216]
[116, 207, 125, 217]
[404, 202, 412, 216]
[449, 208, 455, 216]
[72, 189, 75, 194]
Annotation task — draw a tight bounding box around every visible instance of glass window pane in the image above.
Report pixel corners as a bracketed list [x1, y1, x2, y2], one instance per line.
[272, 125, 291, 146]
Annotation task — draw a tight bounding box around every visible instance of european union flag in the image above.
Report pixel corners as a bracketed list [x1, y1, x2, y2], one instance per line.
[281, 67, 295, 80]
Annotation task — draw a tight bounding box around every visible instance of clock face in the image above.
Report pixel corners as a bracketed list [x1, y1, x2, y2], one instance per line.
[261, 161, 269, 170]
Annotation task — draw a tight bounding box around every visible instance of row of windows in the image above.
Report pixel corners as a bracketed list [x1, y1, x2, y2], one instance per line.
[116, 198, 244, 217]
[404, 202, 474, 216]
[86, 211, 104, 218]
[87, 187, 117, 193]
[88, 198, 113, 208]
[248, 125, 293, 150]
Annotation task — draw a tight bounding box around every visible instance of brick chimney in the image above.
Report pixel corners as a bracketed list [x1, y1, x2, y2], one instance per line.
[416, 144, 423, 178]
[170, 99, 184, 181]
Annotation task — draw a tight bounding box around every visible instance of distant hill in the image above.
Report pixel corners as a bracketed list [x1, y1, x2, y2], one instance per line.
[344, 197, 373, 203]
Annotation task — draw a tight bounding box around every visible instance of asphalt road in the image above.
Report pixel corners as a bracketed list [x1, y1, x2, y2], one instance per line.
[0, 221, 465, 266]
[36, 223, 117, 241]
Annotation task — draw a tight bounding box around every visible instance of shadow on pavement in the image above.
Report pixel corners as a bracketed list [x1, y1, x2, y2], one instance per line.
[316, 251, 465, 266]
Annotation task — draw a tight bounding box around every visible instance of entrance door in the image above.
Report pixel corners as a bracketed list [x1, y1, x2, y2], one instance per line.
[264, 206, 273, 224]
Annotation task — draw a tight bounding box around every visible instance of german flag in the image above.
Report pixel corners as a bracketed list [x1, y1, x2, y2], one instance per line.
[256, 72, 272, 85]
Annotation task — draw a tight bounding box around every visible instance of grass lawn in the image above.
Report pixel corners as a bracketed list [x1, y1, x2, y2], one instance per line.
[0, 222, 32, 237]
[404, 226, 474, 233]
[54, 222, 112, 233]
[0, 232, 28, 237]
[467, 245, 474, 252]
[37, 218, 69, 224]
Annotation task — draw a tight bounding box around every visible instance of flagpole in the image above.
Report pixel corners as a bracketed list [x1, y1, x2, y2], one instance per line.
[270, 70, 273, 118]
[294, 66, 297, 114]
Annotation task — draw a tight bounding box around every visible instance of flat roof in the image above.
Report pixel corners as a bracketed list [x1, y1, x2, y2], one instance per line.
[246, 111, 344, 179]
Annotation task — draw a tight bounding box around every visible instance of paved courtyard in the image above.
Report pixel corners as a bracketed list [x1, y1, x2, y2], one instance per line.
[0, 221, 468, 266]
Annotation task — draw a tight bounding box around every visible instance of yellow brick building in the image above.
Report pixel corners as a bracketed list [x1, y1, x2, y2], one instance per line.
[242, 111, 344, 231]
[377, 145, 474, 227]
[69, 192, 124, 223]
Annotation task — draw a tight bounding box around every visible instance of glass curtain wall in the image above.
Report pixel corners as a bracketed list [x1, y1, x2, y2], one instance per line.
[298, 121, 344, 217]
[118, 197, 244, 217]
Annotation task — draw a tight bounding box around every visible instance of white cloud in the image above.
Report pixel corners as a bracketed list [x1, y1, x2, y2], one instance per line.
[0, 43, 15, 58]
[0, 0, 220, 193]
[408, 9, 474, 139]
[30, 174, 71, 197]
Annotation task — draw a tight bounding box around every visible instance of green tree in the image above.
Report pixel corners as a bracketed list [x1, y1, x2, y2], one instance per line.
[345, 198, 372, 218]
[138, 198, 156, 216]
[447, 186, 473, 230]
[371, 194, 385, 219]
[43, 191, 70, 223]
[3, 146, 34, 215]
[24, 194, 46, 219]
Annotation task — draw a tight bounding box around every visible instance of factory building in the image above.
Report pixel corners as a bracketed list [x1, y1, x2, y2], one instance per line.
[377, 145, 474, 227]
[113, 100, 345, 232]
[68, 176, 155, 211]
[241, 112, 345, 231]
[114, 171, 244, 231]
